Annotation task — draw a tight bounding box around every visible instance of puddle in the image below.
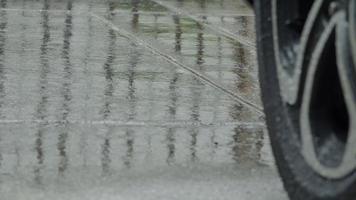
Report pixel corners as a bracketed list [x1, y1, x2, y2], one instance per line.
[0, 1, 286, 200]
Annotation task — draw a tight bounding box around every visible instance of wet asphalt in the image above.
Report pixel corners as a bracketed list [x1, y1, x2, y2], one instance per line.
[0, 0, 288, 199]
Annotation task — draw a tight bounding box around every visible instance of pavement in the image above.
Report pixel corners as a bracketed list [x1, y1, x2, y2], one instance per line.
[0, 0, 288, 199]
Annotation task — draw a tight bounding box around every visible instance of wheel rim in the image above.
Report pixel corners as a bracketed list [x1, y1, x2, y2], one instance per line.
[272, 0, 356, 179]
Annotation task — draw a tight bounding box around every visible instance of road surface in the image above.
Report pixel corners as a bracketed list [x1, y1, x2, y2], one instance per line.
[0, 0, 287, 199]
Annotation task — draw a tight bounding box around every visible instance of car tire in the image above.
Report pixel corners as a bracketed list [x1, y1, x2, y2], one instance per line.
[255, 0, 356, 199]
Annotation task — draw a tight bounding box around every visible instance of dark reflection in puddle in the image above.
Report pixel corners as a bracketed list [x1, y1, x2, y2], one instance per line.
[198, 0, 206, 9]
[196, 22, 204, 67]
[131, 0, 140, 31]
[101, 6, 116, 175]
[123, 11, 143, 167]
[166, 76, 178, 164]
[165, 14, 181, 165]
[188, 22, 206, 162]
[34, 0, 50, 184]
[0, 0, 7, 170]
[231, 126, 264, 163]
[173, 15, 182, 52]
[57, 0, 73, 176]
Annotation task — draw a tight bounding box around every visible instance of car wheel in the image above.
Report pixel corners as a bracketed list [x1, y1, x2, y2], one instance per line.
[255, 0, 356, 199]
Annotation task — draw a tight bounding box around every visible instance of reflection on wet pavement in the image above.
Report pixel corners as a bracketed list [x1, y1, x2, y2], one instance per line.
[95, 3, 261, 107]
[0, 0, 286, 200]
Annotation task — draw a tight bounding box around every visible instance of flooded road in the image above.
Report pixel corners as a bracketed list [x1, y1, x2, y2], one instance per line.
[0, 0, 287, 199]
